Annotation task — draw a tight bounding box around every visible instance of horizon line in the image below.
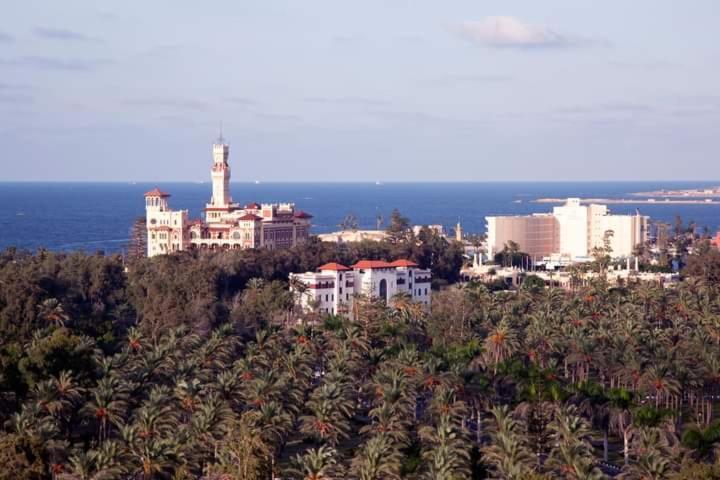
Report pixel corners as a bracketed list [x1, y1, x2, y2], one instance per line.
[2, 179, 720, 184]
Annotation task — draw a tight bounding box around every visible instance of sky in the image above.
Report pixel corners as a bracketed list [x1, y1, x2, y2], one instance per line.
[1, 0, 719, 182]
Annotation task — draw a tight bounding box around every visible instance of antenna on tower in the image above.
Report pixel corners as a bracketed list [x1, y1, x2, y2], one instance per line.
[217, 121, 225, 144]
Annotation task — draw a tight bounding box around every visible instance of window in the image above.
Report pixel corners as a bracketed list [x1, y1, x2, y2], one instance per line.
[339, 287, 343, 294]
[425, 288, 428, 295]
[325, 294, 329, 301]
[346, 293, 349, 300]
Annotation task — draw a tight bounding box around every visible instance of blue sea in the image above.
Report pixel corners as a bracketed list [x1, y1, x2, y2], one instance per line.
[1, 182, 719, 253]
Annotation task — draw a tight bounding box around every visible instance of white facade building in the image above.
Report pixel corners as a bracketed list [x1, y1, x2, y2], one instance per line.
[486, 198, 648, 262]
[145, 137, 312, 257]
[290, 260, 432, 318]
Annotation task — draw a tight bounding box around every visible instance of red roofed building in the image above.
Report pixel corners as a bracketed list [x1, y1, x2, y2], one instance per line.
[144, 137, 312, 257]
[144, 187, 170, 198]
[290, 259, 431, 318]
[318, 262, 351, 271]
[712, 232, 720, 249]
[351, 260, 394, 269]
[389, 259, 419, 268]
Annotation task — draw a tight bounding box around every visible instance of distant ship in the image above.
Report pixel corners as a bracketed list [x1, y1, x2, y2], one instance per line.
[513, 199, 522, 204]
[375, 181, 383, 186]
[255, 180, 261, 185]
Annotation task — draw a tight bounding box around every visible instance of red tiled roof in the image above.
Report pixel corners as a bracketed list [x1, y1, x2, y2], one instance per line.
[389, 259, 419, 267]
[352, 260, 394, 269]
[318, 262, 350, 271]
[238, 213, 262, 221]
[144, 187, 170, 197]
[245, 202, 261, 209]
[294, 210, 313, 219]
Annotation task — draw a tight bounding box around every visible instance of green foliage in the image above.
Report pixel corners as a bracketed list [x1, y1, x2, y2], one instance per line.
[671, 461, 720, 479]
[681, 420, 720, 460]
[385, 208, 412, 244]
[522, 274, 545, 292]
[18, 328, 98, 387]
[632, 405, 672, 428]
[3, 246, 720, 477]
[683, 241, 720, 283]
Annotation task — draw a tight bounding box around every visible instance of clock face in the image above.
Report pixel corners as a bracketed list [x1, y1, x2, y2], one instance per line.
[150, 218, 157, 225]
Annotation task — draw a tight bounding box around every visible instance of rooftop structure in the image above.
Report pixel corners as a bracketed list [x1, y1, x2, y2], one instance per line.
[486, 198, 649, 262]
[290, 259, 431, 318]
[145, 138, 312, 257]
[712, 232, 720, 249]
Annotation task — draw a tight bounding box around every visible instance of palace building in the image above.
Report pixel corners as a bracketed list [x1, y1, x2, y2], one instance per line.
[144, 137, 312, 257]
[289, 259, 432, 318]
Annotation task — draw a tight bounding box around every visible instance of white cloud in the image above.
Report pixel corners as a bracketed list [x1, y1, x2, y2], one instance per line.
[458, 16, 575, 48]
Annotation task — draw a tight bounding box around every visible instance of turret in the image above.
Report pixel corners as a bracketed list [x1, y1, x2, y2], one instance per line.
[455, 221, 463, 242]
[210, 135, 232, 208]
[144, 187, 170, 212]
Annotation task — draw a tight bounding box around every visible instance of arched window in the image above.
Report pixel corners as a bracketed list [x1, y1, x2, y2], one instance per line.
[379, 279, 388, 304]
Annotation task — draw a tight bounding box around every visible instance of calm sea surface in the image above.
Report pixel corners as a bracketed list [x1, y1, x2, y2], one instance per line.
[1, 182, 719, 253]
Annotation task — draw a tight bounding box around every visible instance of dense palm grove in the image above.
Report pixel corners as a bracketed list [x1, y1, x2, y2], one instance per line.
[2, 232, 720, 478]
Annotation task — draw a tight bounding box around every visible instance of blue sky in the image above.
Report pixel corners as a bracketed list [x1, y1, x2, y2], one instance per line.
[1, 0, 719, 181]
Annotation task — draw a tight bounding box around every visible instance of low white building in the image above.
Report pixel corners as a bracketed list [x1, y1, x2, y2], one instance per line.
[290, 259, 432, 318]
[317, 230, 388, 243]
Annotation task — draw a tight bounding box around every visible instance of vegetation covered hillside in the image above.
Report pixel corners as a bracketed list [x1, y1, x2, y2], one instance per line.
[2, 238, 720, 479]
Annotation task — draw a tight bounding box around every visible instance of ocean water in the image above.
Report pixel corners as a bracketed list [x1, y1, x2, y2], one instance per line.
[1, 181, 719, 253]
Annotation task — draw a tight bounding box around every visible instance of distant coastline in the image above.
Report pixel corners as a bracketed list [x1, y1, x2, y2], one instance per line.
[630, 186, 720, 198]
[534, 197, 720, 205]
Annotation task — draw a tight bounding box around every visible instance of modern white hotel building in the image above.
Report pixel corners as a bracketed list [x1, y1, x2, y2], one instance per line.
[486, 198, 649, 262]
[289, 260, 432, 318]
[144, 137, 312, 257]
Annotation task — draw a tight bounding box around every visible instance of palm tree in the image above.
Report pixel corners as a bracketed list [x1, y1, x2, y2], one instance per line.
[419, 387, 471, 480]
[608, 388, 634, 466]
[288, 446, 344, 480]
[350, 434, 403, 480]
[481, 405, 535, 480]
[545, 405, 604, 480]
[483, 320, 520, 375]
[681, 419, 720, 461]
[641, 366, 680, 409]
[120, 423, 183, 480]
[300, 397, 351, 446]
[211, 414, 272, 480]
[82, 376, 128, 443]
[38, 298, 70, 327]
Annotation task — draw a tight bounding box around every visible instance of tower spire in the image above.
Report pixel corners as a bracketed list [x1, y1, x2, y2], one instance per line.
[217, 121, 224, 144]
